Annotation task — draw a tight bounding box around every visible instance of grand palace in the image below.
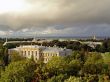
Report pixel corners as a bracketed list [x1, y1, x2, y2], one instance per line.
[8, 45, 72, 63]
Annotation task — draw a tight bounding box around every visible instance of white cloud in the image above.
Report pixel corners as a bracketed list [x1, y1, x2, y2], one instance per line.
[22, 28, 29, 32]
[0, 31, 6, 36]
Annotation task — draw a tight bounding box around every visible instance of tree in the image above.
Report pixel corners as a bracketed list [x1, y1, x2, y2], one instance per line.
[82, 53, 104, 74]
[95, 45, 103, 52]
[47, 74, 68, 82]
[46, 56, 67, 76]
[0, 60, 36, 82]
[33, 61, 48, 82]
[3, 48, 9, 66]
[4, 43, 16, 49]
[64, 76, 81, 82]
[9, 51, 25, 63]
[66, 60, 81, 76]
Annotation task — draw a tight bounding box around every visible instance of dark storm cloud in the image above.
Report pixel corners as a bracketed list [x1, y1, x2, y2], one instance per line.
[0, 0, 110, 36]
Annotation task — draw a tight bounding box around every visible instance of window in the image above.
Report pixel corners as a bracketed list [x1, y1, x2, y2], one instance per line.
[23, 51, 26, 56]
[47, 58, 48, 61]
[41, 53, 42, 56]
[21, 51, 23, 55]
[41, 53, 43, 56]
[32, 51, 34, 55]
[53, 54, 55, 56]
[51, 53, 53, 56]
[28, 51, 30, 56]
[22, 51, 26, 56]
[45, 58, 46, 61]
[42, 53, 44, 56]
[48, 54, 49, 56]
[45, 58, 48, 61]
[36, 51, 37, 56]
[45, 53, 47, 56]
[56, 54, 57, 56]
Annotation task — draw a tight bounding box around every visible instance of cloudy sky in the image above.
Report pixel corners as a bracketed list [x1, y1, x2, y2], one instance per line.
[0, 0, 110, 37]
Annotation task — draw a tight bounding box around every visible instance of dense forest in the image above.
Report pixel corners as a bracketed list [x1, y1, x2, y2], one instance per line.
[0, 38, 110, 82]
[0, 48, 110, 82]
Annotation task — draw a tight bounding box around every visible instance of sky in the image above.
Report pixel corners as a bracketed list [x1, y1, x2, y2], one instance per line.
[0, 0, 110, 37]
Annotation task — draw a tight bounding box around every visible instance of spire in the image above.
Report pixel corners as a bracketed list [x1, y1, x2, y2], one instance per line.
[91, 32, 96, 40]
[32, 32, 37, 42]
[93, 35, 96, 40]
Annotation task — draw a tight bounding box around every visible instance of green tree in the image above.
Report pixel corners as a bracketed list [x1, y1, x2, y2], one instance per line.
[33, 61, 48, 82]
[64, 76, 81, 82]
[66, 60, 81, 76]
[95, 45, 103, 52]
[82, 53, 104, 74]
[47, 74, 68, 82]
[0, 59, 36, 82]
[46, 56, 67, 76]
[9, 51, 25, 63]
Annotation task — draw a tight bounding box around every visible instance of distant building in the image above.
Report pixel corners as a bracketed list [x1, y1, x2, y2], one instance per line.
[8, 45, 72, 63]
[83, 41, 102, 48]
[32, 38, 52, 43]
[58, 39, 78, 42]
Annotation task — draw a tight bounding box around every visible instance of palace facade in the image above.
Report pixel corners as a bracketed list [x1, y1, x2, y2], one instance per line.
[8, 45, 72, 63]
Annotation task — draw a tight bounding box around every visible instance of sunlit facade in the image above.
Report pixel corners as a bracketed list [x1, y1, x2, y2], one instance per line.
[8, 45, 72, 63]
